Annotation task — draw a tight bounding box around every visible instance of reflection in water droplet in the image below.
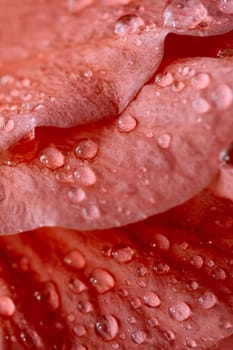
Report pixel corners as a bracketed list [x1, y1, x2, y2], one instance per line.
[198, 291, 217, 309]
[96, 314, 119, 341]
[89, 268, 115, 294]
[82, 205, 100, 220]
[211, 84, 233, 111]
[186, 338, 197, 348]
[0, 296, 15, 316]
[39, 147, 65, 170]
[68, 188, 86, 204]
[157, 133, 172, 149]
[218, 0, 233, 14]
[131, 330, 146, 345]
[155, 72, 174, 87]
[189, 255, 204, 269]
[114, 15, 145, 36]
[143, 291, 161, 308]
[169, 302, 191, 321]
[163, 0, 208, 29]
[73, 166, 96, 186]
[192, 97, 210, 114]
[112, 246, 134, 263]
[75, 139, 98, 160]
[117, 115, 137, 133]
[64, 250, 86, 269]
[191, 73, 210, 90]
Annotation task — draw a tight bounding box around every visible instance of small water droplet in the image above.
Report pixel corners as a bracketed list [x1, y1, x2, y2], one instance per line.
[129, 297, 142, 309]
[163, 329, 176, 342]
[112, 245, 134, 263]
[64, 250, 86, 269]
[89, 268, 115, 294]
[172, 81, 185, 92]
[96, 314, 119, 341]
[39, 147, 65, 170]
[189, 255, 204, 269]
[0, 296, 15, 317]
[198, 291, 217, 309]
[147, 316, 159, 328]
[127, 316, 136, 324]
[114, 15, 145, 36]
[169, 302, 191, 321]
[20, 328, 42, 348]
[186, 338, 197, 348]
[163, 0, 208, 29]
[218, 0, 233, 14]
[211, 267, 226, 280]
[69, 278, 87, 294]
[77, 300, 93, 314]
[82, 204, 100, 220]
[153, 262, 170, 275]
[3, 119, 14, 132]
[179, 242, 189, 250]
[153, 233, 170, 251]
[188, 280, 199, 291]
[143, 291, 161, 308]
[211, 84, 233, 111]
[75, 139, 98, 160]
[131, 330, 146, 345]
[157, 133, 172, 149]
[192, 97, 210, 114]
[73, 166, 96, 186]
[155, 72, 174, 87]
[117, 115, 137, 133]
[68, 188, 86, 204]
[73, 324, 87, 337]
[191, 73, 210, 90]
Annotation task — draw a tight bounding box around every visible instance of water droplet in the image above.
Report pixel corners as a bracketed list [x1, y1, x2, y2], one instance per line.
[64, 250, 86, 269]
[218, 0, 233, 14]
[136, 265, 148, 277]
[73, 324, 87, 337]
[155, 72, 174, 87]
[163, 329, 176, 342]
[172, 81, 185, 92]
[68, 188, 86, 204]
[41, 281, 60, 310]
[117, 115, 137, 133]
[20, 328, 42, 348]
[211, 84, 233, 111]
[143, 291, 161, 308]
[129, 297, 142, 309]
[127, 316, 136, 324]
[75, 139, 98, 160]
[131, 330, 146, 345]
[153, 262, 170, 275]
[89, 268, 115, 294]
[112, 245, 134, 263]
[186, 338, 197, 348]
[3, 119, 14, 132]
[211, 267, 226, 280]
[198, 291, 217, 309]
[191, 73, 210, 90]
[188, 280, 199, 291]
[217, 48, 233, 58]
[0, 296, 15, 316]
[169, 302, 191, 321]
[163, 0, 208, 29]
[69, 278, 87, 294]
[96, 314, 119, 341]
[73, 165, 96, 186]
[147, 316, 159, 328]
[192, 97, 210, 114]
[157, 133, 172, 149]
[39, 147, 65, 170]
[114, 15, 145, 36]
[153, 233, 170, 251]
[82, 204, 100, 220]
[179, 241, 189, 250]
[77, 300, 93, 314]
[189, 255, 204, 269]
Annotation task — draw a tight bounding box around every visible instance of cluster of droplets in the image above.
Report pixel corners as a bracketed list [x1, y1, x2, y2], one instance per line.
[114, 15, 145, 36]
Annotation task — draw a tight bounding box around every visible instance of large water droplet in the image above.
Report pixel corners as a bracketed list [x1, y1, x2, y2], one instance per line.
[198, 291, 217, 309]
[163, 0, 208, 30]
[157, 133, 172, 149]
[114, 15, 145, 36]
[82, 204, 100, 220]
[89, 268, 115, 294]
[39, 147, 65, 170]
[191, 73, 210, 90]
[218, 0, 233, 14]
[64, 250, 86, 269]
[153, 233, 170, 251]
[73, 166, 96, 186]
[169, 302, 191, 321]
[192, 97, 210, 114]
[189, 255, 204, 269]
[131, 330, 146, 345]
[68, 188, 86, 204]
[96, 314, 119, 341]
[211, 84, 233, 111]
[75, 139, 98, 160]
[0, 296, 15, 316]
[117, 115, 137, 133]
[143, 291, 161, 308]
[112, 245, 134, 263]
[155, 72, 174, 87]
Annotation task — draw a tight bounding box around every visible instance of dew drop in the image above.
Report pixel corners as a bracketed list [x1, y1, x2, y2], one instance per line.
[186, 338, 197, 348]
[127, 316, 136, 324]
[0, 296, 15, 317]
[157, 133, 172, 149]
[130, 297, 142, 309]
[39, 147, 65, 170]
[198, 291, 217, 309]
[131, 330, 146, 345]
[169, 302, 191, 321]
[112, 245, 134, 263]
[64, 250, 86, 269]
[189, 255, 204, 269]
[192, 97, 210, 114]
[191, 73, 210, 90]
[69, 278, 87, 294]
[163, 329, 176, 342]
[20, 328, 41, 348]
[153, 233, 170, 251]
[143, 291, 161, 308]
[77, 300, 93, 314]
[117, 114, 137, 133]
[179, 241, 189, 250]
[218, 0, 233, 14]
[73, 165, 96, 186]
[188, 280, 199, 291]
[153, 262, 170, 275]
[82, 204, 100, 220]
[217, 48, 233, 58]
[75, 139, 98, 160]
[96, 314, 119, 341]
[89, 268, 115, 294]
[147, 316, 159, 328]
[3, 119, 14, 132]
[211, 84, 233, 111]
[114, 15, 145, 36]
[155, 72, 174, 87]
[68, 188, 86, 204]
[163, 0, 208, 30]
[211, 267, 226, 280]
[42, 281, 60, 311]
[172, 81, 185, 92]
[73, 324, 87, 337]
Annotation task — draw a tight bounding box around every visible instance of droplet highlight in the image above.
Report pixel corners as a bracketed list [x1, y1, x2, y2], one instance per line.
[64, 250, 86, 269]
[96, 314, 119, 341]
[39, 147, 65, 170]
[117, 115, 137, 133]
[89, 268, 115, 294]
[75, 139, 98, 160]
